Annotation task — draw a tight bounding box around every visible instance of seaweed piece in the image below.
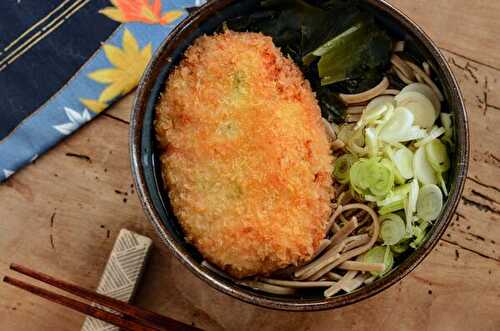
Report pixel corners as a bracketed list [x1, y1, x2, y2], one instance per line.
[227, 0, 359, 59]
[316, 22, 392, 86]
[333, 69, 384, 94]
[315, 86, 346, 122]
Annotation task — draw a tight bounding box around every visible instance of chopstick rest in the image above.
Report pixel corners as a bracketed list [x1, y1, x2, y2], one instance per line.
[81, 229, 152, 331]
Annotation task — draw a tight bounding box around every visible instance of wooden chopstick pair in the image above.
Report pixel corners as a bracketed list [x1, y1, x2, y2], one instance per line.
[3, 264, 201, 331]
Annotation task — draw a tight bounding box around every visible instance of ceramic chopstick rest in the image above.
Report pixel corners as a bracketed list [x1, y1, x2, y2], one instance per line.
[81, 229, 153, 331]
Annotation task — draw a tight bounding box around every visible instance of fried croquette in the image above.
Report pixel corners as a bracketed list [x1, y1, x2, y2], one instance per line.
[155, 30, 334, 278]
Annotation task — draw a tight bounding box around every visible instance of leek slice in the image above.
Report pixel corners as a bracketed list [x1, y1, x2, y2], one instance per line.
[401, 83, 441, 114]
[380, 157, 404, 185]
[441, 113, 454, 146]
[380, 214, 406, 245]
[378, 108, 427, 143]
[437, 172, 448, 196]
[334, 154, 357, 184]
[414, 126, 445, 148]
[379, 107, 414, 143]
[363, 246, 394, 276]
[416, 184, 443, 221]
[366, 159, 394, 196]
[395, 91, 437, 129]
[365, 127, 379, 157]
[350, 159, 370, 194]
[393, 183, 412, 196]
[410, 221, 431, 249]
[391, 241, 410, 254]
[366, 96, 395, 113]
[350, 158, 394, 197]
[414, 146, 438, 185]
[392, 147, 414, 179]
[408, 179, 419, 214]
[377, 194, 405, 207]
[425, 139, 450, 173]
[379, 199, 404, 215]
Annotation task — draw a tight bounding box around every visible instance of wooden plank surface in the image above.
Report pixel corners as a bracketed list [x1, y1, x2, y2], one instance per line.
[1, 1, 500, 330]
[390, 0, 500, 69]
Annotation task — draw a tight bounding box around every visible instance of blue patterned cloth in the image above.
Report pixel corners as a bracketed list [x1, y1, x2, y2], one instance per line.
[0, 0, 201, 181]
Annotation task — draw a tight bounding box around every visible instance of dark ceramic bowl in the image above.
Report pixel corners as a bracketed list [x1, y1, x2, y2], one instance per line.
[130, 0, 469, 311]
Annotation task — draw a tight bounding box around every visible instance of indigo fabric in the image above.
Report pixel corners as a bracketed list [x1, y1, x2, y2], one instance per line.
[0, 0, 201, 181]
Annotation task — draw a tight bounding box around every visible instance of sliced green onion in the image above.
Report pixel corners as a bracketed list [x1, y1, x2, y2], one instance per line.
[425, 139, 450, 173]
[380, 157, 405, 185]
[377, 194, 405, 207]
[374, 105, 395, 131]
[395, 91, 437, 129]
[440, 113, 454, 146]
[409, 226, 423, 249]
[416, 184, 443, 221]
[410, 221, 431, 249]
[390, 142, 407, 149]
[379, 107, 414, 143]
[392, 147, 414, 179]
[404, 197, 413, 235]
[401, 126, 428, 142]
[350, 126, 365, 148]
[364, 194, 378, 202]
[334, 154, 357, 184]
[363, 246, 394, 276]
[357, 102, 392, 129]
[401, 83, 441, 114]
[366, 159, 394, 196]
[349, 159, 369, 194]
[366, 96, 395, 113]
[414, 126, 445, 147]
[406, 179, 419, 231]
[413, 146, 438, 185]
[391, 241, 410, 254]
[393, 183, 411, 197]
[365, 127, 379, 157]
[379, 199, 405, 215]
[380, 213, 406, 245]
[346, 126, 367, 156]
[438, 172, 448, 196]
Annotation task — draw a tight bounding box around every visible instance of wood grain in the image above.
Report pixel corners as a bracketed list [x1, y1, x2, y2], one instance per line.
[1, 0, 500, 330]
[390, 0, 500, 70]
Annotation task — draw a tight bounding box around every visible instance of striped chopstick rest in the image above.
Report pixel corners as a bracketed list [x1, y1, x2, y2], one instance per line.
[81, 229, 153, 331]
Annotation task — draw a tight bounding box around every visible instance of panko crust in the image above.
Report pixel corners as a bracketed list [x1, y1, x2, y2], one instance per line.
[155, 30, 334, 278]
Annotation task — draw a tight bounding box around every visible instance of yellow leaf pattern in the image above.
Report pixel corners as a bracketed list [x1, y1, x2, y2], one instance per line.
[102, 44, 128, 69]
[160, 10, 184, 24]
[99, 83, 125, 103]
[123, 28, 139, 54]
[88, 69, 122, 84]
[86, 29, 151, 105]
[98, 8, 125, 22]
[80, 98, 108, 113]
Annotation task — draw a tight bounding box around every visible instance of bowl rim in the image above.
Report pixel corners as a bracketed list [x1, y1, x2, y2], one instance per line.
[130, 0, 469, 311]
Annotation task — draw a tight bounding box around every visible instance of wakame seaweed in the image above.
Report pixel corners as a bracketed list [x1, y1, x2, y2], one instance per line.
[226, 0, 393, 121]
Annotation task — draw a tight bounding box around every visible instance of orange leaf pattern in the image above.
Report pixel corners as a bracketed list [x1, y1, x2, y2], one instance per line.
[99, 0, 184, 25]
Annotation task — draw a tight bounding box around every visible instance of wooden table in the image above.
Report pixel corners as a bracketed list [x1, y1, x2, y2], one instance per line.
[1, 1, 499, 330]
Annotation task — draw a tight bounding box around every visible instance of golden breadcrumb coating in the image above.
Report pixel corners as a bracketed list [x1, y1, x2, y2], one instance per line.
[155, 30, 333, 278]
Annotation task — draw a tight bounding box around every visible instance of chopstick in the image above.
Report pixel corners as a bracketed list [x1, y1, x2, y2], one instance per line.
[3, 276, 156, 331]
[3, 264, 201, 331]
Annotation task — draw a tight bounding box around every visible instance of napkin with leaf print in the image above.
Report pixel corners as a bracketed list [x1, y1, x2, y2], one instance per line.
[0, 0, 204, 181]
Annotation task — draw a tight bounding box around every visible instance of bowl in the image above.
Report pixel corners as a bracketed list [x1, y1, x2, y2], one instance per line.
[130, 0, 469, 311]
